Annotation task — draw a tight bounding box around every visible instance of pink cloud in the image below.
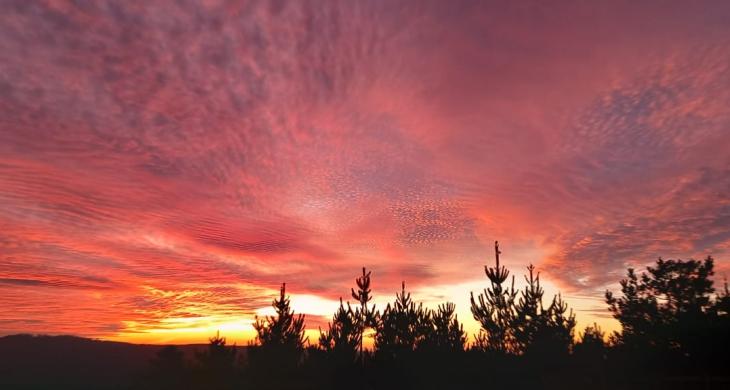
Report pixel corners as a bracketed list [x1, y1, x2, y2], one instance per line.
[1, 0, 729, 341]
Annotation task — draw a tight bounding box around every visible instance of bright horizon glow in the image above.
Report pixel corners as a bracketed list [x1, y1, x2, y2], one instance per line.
[105, 262, 621, 346]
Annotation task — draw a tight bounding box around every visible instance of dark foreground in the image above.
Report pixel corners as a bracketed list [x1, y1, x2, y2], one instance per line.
[1, 334, 729, 390]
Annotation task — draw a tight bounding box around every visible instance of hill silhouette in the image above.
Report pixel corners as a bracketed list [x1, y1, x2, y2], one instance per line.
[0, 334, 248, 389]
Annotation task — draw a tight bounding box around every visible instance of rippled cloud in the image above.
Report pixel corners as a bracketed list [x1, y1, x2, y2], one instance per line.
[1, 0, 729, 341]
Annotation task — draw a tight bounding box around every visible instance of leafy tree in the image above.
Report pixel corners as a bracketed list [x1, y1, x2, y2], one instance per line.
[470, 241, 518, 353]
[253, 283, 307, 365]
[375, 282, 432, 358]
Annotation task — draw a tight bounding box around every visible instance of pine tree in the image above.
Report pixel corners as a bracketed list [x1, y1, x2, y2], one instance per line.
[471, 242, 575, 356]
[193, 331, 237, 388]
[605, 257, 715, 352]
[539, 292, 576, 356]
[195, 331, 237, 372]
[375, 282, 431, 359]
[574, 323, 606, 357]
[715, 277, 730, 316]
[513, 264, 545, 354]
[513, 264, 576, 356]
[470, 241, 518, 353]
[427, 302, 467, 352]
[573, 323, 607, 385]
[319, 298, 361, 363]
[606, 256, 730, 374]
[351, 267, 376, 363]
[148, 345, 187, 389]
[253, 283, 307, 364]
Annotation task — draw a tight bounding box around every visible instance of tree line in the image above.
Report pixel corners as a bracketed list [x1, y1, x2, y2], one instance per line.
[141, 241, 730, 389]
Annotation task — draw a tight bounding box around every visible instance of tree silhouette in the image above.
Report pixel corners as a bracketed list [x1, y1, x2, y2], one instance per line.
[538, 292, 576, 356]
[351, 267, 377, 363]
[375, 282, 431, 359]
[319, 298, 361, 363]
[604, 256, 730, 378]
[605, 257, 714, 353]
[195, 332, 237, 371]
[147, 345, 187, 389]
[512, 264, 575, 358]
[470, 241, 518, 354]
[193, 332, 237, 389]
[513, 264, 545, 354]
[574, 323, 606, 357]
[425, 302, 466, 352]
[471, 243, 575, 357]
[714, 277, 730, 316]
[152, 345, 185, 373]
[573, 323, 607, 386]
[252, 283, 307, 367]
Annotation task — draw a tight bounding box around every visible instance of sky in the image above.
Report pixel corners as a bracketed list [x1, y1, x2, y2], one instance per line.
[1, 0, 730, 345]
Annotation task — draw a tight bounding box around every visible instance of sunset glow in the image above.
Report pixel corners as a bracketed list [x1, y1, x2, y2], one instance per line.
[1, 1, 729, 345]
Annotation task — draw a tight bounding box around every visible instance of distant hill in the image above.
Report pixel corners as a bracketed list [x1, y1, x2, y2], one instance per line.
[0, 334, 246, 389]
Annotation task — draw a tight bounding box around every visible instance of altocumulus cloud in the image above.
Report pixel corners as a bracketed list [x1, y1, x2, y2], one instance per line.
[0, 0, 729, 340]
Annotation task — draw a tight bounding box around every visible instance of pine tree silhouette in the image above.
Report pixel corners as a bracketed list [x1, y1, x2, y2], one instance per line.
[513, 264, 545, 354]
[574, 323, 606, 356]
[537, 292, 576, 357]
[193, 332, 237, 389]
[605, 257, 714, 353]
[195, 331, 237, 370]
[573, 323, 607, 387]
[147, 345, 187, 389]
[375, 282, 431, 359]
[351, 267, 376, 364]
[510, 263, 576, 357]
[319, 298, 361, 363]
[253, 283, 307, 367]
[470, 241, 518, 353]
[426, 302, 466, 352]
[471, 242, 575, 356]
[715, 277, 730, 316]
